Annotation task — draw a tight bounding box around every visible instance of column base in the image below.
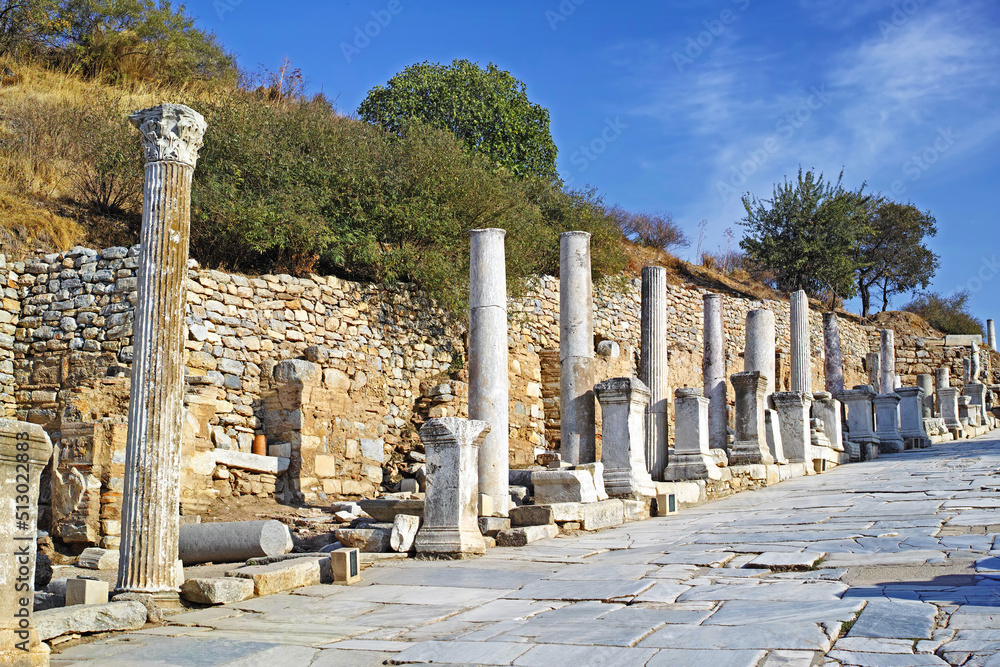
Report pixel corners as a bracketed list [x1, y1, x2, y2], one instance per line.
[604, 468, 656, 497]
[0, 631, 50, 667]
[876, 431, 905, 454]
[415, 526, 485, 558]
[728, 441, 774, 466]
[662, 453, 722, 481]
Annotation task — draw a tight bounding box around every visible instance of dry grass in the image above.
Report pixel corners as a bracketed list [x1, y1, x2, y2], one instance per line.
[0, 192, 84, 257]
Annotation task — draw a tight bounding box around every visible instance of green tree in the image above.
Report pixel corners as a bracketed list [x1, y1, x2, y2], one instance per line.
[903, 291, 983, 336]
[358, 59, 558, 182]
[853, 199, 938, 317]
[739, 168, 871, 304]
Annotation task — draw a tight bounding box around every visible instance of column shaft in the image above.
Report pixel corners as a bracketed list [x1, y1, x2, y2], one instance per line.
[790, 290, 811, 394]
[559, 232, 595, 464]
[823, 313, 844, 395]
[640, 266, 668, 479]
[703, 294, 727, 449]
[880, 329, 896, 395]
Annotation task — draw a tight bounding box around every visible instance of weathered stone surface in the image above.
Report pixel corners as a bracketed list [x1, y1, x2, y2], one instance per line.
[703, 293, 728, 449]
[390, 514, 421, 553]
[532, 469, 599, 504]
[212, 449, 289, 475]
[77, 547, 119, 571]
[773, 392, 812, 464]
[179, 577, 255, 605]
[640, 266, 669, 481]
[179, 519, 293, 565]
[730, 371, 774, 465]
[789, 290, 811, 394]
[849, 599, 938, 640]
[496, 524, 558, 547]
[34, 601, 147, 641]
[560, 231, 596, 465]
[477, 516, 510, 537]
[227, 557, 330, 596]
[596, 378, 656, 498]
[65, 579, 109, 606]
[823, 312, 844, 395]
[334, 526, 391, 553]
[509, 505, 555, 527]
[358, 499, 424, 523]
[548, 499, 625, 531]
[665, 388, 719, 481]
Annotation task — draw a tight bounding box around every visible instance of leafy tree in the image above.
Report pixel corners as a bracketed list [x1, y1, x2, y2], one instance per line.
[358, 59, 558, 182]
[739, 168, 871, 304]
[853, 199, 938, 316]
[0, 1, 61, 56]
[903, 291, 983, 336]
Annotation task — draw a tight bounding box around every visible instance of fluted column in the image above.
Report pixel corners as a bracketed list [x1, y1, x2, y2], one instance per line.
[790, 290, 811, 394]
[703, 293, 727, 449]
[640, 266, 668, 479]
[559, 232, 595, 464]
[117, 104, 206, 596]
[823, 313, 844, 395]
[469, 229, 509, 516]
[879, 330, 896, 395]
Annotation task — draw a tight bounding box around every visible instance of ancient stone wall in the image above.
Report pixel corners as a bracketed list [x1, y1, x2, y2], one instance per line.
[0, 255, 17, 418]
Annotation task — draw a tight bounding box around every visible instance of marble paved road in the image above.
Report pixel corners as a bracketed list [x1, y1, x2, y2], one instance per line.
[53, 434, 1000, 666]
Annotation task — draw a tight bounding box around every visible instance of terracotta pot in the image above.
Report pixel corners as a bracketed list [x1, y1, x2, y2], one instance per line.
[252, 434, 267, 456]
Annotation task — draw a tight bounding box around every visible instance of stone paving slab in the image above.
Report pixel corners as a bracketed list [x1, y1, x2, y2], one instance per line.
[848, 599, 938, 639]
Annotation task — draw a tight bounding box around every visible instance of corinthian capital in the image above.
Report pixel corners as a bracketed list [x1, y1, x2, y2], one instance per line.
[130, 103, 207, 167]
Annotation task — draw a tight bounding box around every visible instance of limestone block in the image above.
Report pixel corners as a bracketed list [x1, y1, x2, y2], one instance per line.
[227, 557, 331, 596]
[34, 601, 147, 641]
[214, 449, 289, 475]
[180, 577, 255, 605]
[574, 462, 609, 500]
[477, 517, 511, 537]
[273, 359, 321, 385]
[548, 499, 625, 531]
[496, 524, 558, 547]
[65, 579, 109, 606]
[77, 547, 119, 571]
[334, 526, 392, 553]
[358, 499, 424, 522]
[531, 469, 598, 504]
[390, 514, 421, 553]
[510, 505, 555, 527]
[623, 499, 649, 522]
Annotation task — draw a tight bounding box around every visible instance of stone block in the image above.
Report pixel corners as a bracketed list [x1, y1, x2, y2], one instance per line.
[77, 547, 119, 571]
[477, 492, 494, 517]
[227, 557, 331, 596]
[361, 438, 386, 463]
[390, 514, 421, 553]
[314, 455, 337, 477]
[496, 524, 559, 547]
[509, 505, 555, 527]
[268, 442, 291, 458]
[654, 492, 678, 516]
[34, 601, 147, 641]
[574, 462, 610, 501]
[531, 469, 598, 504]
[273, 359, 320, 385]
[358, 499, 425, 523]
[477, 516, 511, 537]
[334, 526, 391, 553]
[330, 548, 361, 585]
[623, 499, 649, 521]
[65, 578, 109, 606]
[213, 449, 289, 475]
[548, 499, 625, 531]
[180, 577, 255, 605]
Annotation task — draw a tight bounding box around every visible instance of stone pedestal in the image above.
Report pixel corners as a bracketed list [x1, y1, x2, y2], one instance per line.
[703, 294, 728, 450]
[559, 232, 595, 465]
[745, 309, 776, 400]
[935, 367, 950, 416]
[415, 418, 488, 558]
[938, 387, 962, 434]
[838, 386, 879, 461]
[879, 330, 896, 396]
[989, 319, 997, 352]
[917, 374, 935, 418]
[764, 410, 785, 463]
[867, 353, 882, 394]
[118, 104, 206, 596]
[729, 371, 773, 465]
[664, 388, 720, 481]
[964, 383, 986, 427]
[773, 392, 813, 464]
[811, 392, 844, 453]
[958, 395, 972, 429]
[468, 229, 509, 516]
[896, 387, 931, 449]
[823, 313, 844, 395]
[595, 378, 655, 497]
[789, 290, 811, 394]
[0, 421, 53, 667]
[640, 266, 669, 480]
[873, 394, 905, 454]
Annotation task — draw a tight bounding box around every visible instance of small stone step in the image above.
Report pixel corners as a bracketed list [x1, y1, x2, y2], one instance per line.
[226, 557, 331, 596]
[496, 524, 558, 547]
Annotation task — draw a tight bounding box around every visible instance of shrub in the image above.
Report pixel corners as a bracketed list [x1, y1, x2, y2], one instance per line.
[610, 206, 689, 253]
[902, 291, 984, 336]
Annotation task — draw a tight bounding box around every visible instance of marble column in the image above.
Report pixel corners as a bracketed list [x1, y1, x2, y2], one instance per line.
[729, 371, 774, 465]
[867, 353, 882, 394]
[874, 393, 905, 453]
[989, 319, 997, 352]
[879, 330, 896, 397]
[0, 421, 53, 667]
[415, 418, 488, 558]
[790, 290, 811, 394]
[664, 388, 720, 481]
[640, 266, 669, 480]
[703, 293, 728, 450]
[823, 313, 844, 395]
[896, 387, 931, 449]
[838, 386, 879, 462]
[917, 374, 935, 418]
[971, 345, 981, 382]
[963, 357, 972, 384]
[773, 392, 813, 465]
[468, 229, 509, 517]
[118, 104, 206, 596]
[745, 309, 776, 400]
[559, 231, 595, 465]
[939, 386, 962, 433]
[596, 378, 655, 498]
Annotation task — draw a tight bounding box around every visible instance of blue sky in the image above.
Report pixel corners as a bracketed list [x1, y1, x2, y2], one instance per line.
[199, 0, 1000, 322]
